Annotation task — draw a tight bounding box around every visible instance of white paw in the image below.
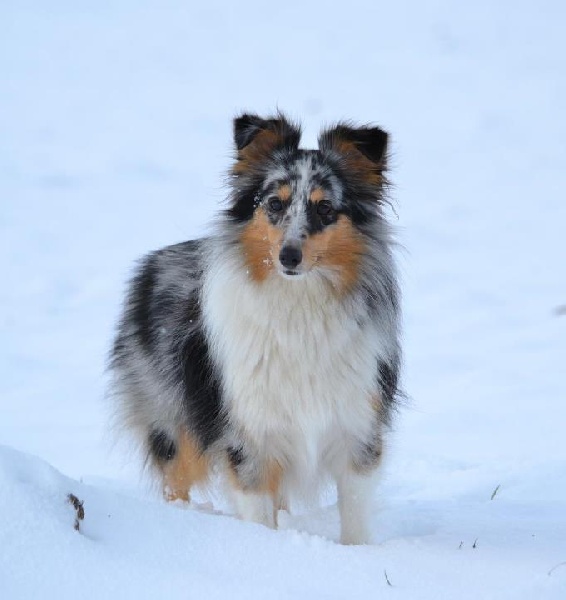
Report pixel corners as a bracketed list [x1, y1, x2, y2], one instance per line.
[233, 490, 276, 529]
[340, 524, 372, 545]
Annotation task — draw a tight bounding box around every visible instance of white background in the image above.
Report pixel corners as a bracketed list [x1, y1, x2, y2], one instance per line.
[1, 1, 565, 597]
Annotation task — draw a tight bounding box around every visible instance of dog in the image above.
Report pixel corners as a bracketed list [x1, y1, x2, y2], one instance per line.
[110, 113, 401, 545]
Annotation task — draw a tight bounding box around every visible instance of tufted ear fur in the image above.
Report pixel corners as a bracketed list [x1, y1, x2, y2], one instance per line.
[233, 113, 301, 174]
[318, 124, 388, 186]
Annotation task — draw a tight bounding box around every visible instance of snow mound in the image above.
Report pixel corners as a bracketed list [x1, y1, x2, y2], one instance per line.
[1, 445, 564, 599]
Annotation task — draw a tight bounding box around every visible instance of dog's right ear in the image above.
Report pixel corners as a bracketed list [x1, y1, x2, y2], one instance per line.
[233, 113, 301, 174]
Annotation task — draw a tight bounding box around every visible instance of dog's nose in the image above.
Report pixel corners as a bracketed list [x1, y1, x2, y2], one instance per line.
[279, 245, 303, 269]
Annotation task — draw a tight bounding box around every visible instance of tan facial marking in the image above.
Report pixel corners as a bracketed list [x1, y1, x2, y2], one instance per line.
[309, 187, 325, 203]
[240, 208, 283, 282]
[277, 184, 292, 202]
[162, 430, 210, 502]
[303, 215, 366, 294]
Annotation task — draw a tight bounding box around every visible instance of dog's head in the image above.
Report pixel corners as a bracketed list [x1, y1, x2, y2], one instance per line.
[228, 112, 389, 291]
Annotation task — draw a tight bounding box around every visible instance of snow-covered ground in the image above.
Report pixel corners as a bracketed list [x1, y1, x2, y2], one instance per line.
[1, 1, 565, 598]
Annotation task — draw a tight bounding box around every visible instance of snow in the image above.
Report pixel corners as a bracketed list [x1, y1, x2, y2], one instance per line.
[1, 1, 565, 598]
[1, 446, 565, 599]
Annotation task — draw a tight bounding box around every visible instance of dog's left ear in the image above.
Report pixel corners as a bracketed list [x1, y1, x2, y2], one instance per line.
[319, 124, 388, 185]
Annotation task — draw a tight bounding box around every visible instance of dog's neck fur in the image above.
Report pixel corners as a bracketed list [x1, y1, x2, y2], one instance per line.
[201, 237, 385, 491]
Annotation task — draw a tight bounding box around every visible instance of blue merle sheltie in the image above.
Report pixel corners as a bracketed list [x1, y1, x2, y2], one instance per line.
[110, 112, 401, 544]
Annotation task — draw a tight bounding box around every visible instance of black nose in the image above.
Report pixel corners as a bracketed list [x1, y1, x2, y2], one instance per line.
[279, 245, 303, 269]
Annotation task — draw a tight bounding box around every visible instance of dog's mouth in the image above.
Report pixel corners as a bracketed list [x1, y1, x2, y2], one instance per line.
[278, 267, 306, 280]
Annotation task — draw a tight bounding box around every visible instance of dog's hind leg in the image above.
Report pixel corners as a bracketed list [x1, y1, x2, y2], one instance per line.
[149, 428, 210, 502]
[228, 458, 284, 528]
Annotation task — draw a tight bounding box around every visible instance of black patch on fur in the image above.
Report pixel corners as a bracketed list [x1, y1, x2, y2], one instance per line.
[122, 251, 183, 356]
[348, 199, 372, 226]
[227, 446, 245, 469]
[177, 290, 225, 450]
[149, 430, 177, 462]
[129, 255, 158, 351]
[305, 200, 339, 233]
[379, 360, 399, 412]
[355, 434, 383, 471]
[227, 177, 263, 223]
[123, 240, 206, 355]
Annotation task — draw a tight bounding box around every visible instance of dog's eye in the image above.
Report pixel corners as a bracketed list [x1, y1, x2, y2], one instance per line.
[317, 201, 334, 216]
[268, 197, 284, 212]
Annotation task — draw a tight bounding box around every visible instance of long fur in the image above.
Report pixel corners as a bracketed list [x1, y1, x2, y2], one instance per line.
[110, 112, 401, 544]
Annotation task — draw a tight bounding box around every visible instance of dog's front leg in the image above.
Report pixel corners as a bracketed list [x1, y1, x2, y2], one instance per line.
[232, 488, 277, 528]
[337, 467, 379, 545]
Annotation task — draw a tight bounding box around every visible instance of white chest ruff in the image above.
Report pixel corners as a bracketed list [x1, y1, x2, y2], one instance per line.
[203, 255, 384, 474]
